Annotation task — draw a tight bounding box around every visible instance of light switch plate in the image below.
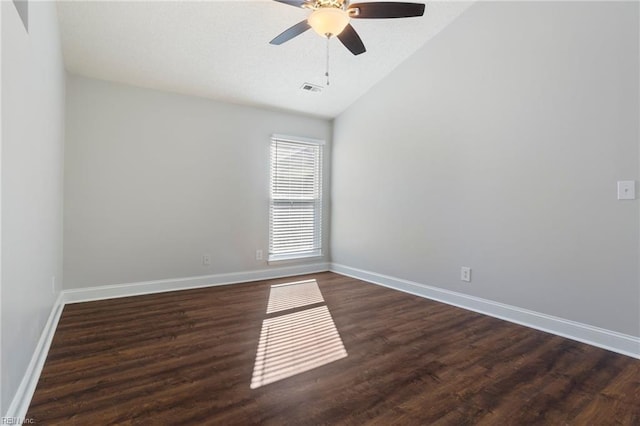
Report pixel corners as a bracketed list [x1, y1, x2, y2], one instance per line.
[617, 181, 636, 200]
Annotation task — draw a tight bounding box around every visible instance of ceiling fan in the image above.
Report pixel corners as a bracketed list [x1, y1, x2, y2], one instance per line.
[270, 0, 426, 56]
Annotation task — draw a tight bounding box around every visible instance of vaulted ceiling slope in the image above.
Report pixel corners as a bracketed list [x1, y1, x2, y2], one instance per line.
[57, 0, 473, 118]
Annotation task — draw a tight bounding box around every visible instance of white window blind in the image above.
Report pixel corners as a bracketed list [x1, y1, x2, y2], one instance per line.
[269, 135, 323, 261]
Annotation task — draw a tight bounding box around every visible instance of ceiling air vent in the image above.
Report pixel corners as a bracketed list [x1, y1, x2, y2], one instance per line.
[301, 83, 323, 93]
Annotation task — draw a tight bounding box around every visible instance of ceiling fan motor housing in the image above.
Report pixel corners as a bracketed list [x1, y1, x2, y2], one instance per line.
[312, 0, 348, 10]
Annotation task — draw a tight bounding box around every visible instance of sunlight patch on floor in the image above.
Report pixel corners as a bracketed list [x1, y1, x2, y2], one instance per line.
[250, 280, 348, 389]
[266, 279, 325, 314]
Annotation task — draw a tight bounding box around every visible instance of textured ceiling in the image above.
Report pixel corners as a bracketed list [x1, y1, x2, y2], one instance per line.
[56, 0, 473, 118]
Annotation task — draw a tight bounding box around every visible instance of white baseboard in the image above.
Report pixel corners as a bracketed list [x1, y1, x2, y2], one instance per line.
[5, 293, 65, 420]
[330, 263, 640, 359]
[63, 262, 331, 304]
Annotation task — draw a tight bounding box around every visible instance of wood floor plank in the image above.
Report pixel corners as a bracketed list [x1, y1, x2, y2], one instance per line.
[27, 272, 640, 424]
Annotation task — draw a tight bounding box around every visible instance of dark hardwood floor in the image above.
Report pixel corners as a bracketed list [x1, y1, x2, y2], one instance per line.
[27, 272, 640, 425]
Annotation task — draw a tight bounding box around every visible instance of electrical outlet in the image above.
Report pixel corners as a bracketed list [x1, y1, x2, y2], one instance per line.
[256, 249, 263, 261]
[202, 254, 211, 266]
[461, 267, 471, 282]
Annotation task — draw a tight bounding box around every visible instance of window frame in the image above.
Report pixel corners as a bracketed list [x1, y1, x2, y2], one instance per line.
[268, 134, 324, 263]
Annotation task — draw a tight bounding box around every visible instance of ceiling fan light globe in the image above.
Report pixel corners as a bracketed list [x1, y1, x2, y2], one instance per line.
[308, 8, 350, 37]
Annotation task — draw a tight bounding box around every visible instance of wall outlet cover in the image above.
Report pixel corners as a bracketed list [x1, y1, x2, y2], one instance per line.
[461, 267, 471, 282]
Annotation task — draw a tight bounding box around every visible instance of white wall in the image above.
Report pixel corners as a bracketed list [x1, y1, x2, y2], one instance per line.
[1, 0, 65, 414]
[64, 75, 332, 289]
[332, 1, 640, 337]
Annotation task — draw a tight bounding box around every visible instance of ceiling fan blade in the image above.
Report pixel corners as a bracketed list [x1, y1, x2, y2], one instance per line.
[273, 0, 312, 8]
[270, 20, 311, 45]
[337, 24, 366, 55]
[348, 2, 425, 19]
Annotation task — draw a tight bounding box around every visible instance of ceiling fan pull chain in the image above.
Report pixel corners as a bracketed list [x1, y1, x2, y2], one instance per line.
[325, 36, 330, 86]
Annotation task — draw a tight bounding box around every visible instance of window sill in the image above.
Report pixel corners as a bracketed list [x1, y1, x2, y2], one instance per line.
[268, 252, 323, 264]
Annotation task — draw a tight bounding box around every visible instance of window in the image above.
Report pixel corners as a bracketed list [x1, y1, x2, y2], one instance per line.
[269, 135, 323, 261]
